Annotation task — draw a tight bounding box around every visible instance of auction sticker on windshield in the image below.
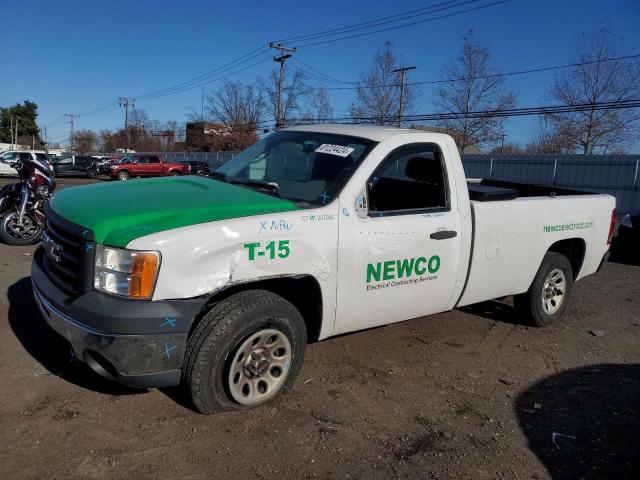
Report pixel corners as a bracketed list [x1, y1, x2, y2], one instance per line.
[315, 144, 355, 157]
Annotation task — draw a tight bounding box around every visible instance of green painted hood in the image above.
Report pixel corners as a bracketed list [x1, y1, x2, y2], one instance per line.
[50, 176, 300, 247]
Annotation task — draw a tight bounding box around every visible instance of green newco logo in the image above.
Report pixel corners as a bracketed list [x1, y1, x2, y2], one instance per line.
[366, 255, 440, 285]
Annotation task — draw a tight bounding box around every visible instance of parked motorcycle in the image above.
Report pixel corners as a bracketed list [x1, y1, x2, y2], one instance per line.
[0, 156, 56, 245]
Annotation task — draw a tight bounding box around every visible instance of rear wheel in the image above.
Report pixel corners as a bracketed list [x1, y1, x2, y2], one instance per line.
[514, 252, 573, 327]
[117, 170, 130, 181]
[182, 290, 307, 414]
[0, 212, 42, 245]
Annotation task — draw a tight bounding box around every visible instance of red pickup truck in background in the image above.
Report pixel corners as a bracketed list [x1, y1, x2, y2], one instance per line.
[108, 154, 190, 180]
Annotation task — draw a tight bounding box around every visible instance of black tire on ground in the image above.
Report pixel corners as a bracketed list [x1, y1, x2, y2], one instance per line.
[0, 212, 43, 245]
[117, 170, 130, 181]
[87, 169, 98, 179]
[170, 170, 181, 176]
[514, 252, 574, 327]
[182, 290, 307, 414]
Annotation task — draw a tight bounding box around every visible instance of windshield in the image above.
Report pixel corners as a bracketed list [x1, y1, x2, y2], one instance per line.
[215, 131, 376, 206]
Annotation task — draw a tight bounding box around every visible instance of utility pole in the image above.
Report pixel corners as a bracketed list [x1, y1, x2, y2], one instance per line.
[42, 125, 48, 153]
[10, 116, 13, 149]
[269, 42, 297, 129]
[65, 114, 76, 153]
[14, 116, 20, 148]
[392, 66, 416, 127]
[119, 97, 135, 150]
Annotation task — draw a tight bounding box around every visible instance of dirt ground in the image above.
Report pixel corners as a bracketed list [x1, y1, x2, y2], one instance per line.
[0, 177, 639, 479]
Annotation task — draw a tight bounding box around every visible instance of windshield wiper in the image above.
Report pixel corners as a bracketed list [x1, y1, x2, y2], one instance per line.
[231, 179, 281, 198]
[210, 170, 228, 181]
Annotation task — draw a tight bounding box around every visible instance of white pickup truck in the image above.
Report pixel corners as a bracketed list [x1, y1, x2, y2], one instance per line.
[32, 125, 615, 414]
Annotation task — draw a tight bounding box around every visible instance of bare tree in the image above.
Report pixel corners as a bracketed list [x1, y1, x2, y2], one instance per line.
[546, 27, 640, 154]
[71, 130, 97, 154]
[128, 108, 149, 128]
[303, 86, 334, 123]
[260, 69, 310, 126]
[350, 42, 416, 126]
[208, 80, 264, 150]
[434, 33, 517, 152]
[524, 118, 576, 154]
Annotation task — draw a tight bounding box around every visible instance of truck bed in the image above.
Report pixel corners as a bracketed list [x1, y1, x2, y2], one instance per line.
[467, 179, 593, 202]
[456, 184, 614, 308]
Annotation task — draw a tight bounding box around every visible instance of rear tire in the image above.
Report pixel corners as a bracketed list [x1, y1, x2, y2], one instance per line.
[182, 290, 307, 414]
[514, 252, 573, 327]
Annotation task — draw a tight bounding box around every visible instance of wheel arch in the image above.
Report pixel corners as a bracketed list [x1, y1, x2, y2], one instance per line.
[189, 275, 324, 344]
[547, 238, 586, 279]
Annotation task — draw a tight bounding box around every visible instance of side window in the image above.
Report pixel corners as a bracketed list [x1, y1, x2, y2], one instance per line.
[148, 156, 160, 164]
[135, 156, 147, 164]
[19, 153, 31, 161]
[35, 153, 47, 161]
[368, 144, 448, 215]
[57, 157, 73, 165]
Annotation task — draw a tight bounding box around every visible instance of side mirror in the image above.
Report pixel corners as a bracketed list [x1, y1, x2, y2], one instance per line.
[355, 189, 368, 219]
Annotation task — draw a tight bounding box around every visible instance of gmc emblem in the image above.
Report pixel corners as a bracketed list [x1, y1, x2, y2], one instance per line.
[42, 231, 62, 263]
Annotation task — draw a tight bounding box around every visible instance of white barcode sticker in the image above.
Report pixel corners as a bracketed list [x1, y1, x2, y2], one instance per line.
[315, 144, 355, 157]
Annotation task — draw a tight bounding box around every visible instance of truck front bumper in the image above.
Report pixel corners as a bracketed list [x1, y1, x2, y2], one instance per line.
[31, 249, 206, 388]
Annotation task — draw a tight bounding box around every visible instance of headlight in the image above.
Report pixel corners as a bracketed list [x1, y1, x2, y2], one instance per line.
[109, 165, 117, 169]
[94, 245, 160, 299]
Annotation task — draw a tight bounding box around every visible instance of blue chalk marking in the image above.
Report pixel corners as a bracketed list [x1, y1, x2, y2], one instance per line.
[320, 192, 329, 204]
[259, 221, 267, 234]
[164, 343, 177, 359]
[85, 243, 94, 251]
[160, 318, 177, 328]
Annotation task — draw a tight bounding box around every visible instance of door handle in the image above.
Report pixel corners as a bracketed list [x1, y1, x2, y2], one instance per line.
[430, 230, 457, 240]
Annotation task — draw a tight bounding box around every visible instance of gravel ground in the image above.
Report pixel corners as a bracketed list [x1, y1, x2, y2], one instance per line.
[0, 176, 638, 479]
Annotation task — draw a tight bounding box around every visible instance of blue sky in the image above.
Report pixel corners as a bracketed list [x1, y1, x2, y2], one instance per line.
[1, 0, 639, 148]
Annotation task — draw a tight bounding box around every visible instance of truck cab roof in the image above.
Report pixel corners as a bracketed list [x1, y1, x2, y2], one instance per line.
[285, 124, 444, 142]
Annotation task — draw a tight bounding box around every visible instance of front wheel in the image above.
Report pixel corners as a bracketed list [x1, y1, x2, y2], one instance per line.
[0, 212, 43, 245]
[170, 171, 181, 176]
[514, 252, 574, 327]
[87, 169, 98, 179]
[117, 170, 130, 181]
[182, 290, 307, 414]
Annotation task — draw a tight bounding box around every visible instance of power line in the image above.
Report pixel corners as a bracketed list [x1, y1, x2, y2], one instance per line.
[319, 54, 640, 90]
[279, 0, 483, 43]
[296, 0, 512, 48]
[133, 47, 271, 100]
[134, 56, 273, 101]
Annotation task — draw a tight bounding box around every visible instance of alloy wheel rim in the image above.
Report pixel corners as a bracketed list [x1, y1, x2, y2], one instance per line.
[227, 328, 292, 405]
[4, 213, 39, 239]
[541, 268, 566, 315]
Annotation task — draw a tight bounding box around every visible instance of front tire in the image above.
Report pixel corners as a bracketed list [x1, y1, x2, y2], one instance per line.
[514, 252, 574, 327]
[0, 212, 43, 245]
[170, 170, 181, 176]
[117, 170, 130, 181]
[182, 290, 307, 414]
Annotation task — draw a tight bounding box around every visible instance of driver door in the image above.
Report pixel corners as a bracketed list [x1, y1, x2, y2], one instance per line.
[334, 143, 463, 335]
